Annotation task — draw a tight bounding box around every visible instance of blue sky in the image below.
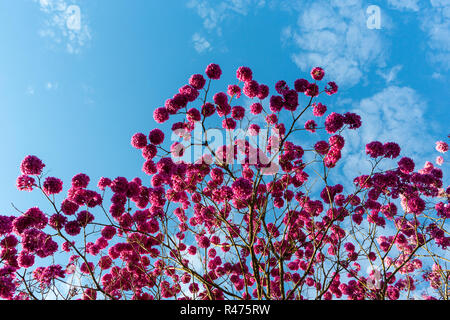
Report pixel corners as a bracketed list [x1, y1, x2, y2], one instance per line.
[0, 0, 448, 215]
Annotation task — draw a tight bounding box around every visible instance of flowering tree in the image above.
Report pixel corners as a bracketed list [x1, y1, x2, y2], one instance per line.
[2, 63, 449, 300]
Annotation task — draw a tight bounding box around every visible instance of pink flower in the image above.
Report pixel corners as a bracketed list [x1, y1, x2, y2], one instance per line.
[231, 178, 253, 200]
[294, 78, 309, 92]
[153, 107, 170, 124]
[43, 177, 63, 195]
[312, 103, 327, 117]
[61, 199, 79, 216]
[248, 124, 260, 136]
[250, 102, 263, 115]
[304, 119, 317, 133]
[305, 83, 319, 97]
[398, 157, 415, 174]
[343, 112, 362, 129]
[436, 156, 444, 166]
[257, 84, 269, 99]
[243, 80, 259, 98]
[48, 213, 67, 230]
[383, 142, 401, 159]
[325, 112, 344, 134]
[77, 210, 94, 227]
[386, 286, 399, 300]
[314, 141, 330, 155]
[80, 262, 94, 274]
[285, 96, 299, 112]
[311, 67, 325, 80]
[18, 251, 35, 268]
[110, 177, 129, 194]
[328, 135, 345, 150]
[197, 235, 211, 249]
[16, 175, 35, 192]
[436, 141, 449, 153]
[64, 220, 81, 236]
[98, 256, 112, 270]
[205, 63, 222, 80]
[231, 106, 245, 120]
[170, 142, 185, 158]
[201, 102, 215, 117]
[186, 108, 201, 122]
[143, 160, 157, 175]
[214, 93, 231, 110]
[275, 80, 289, 95]
[365, 141, 384, 158]
[227, 84, 241, 98]
[149, 129, 165, 145]
[179, 85, 199, 102]
[222, 118, 237, 130]
[187, 245, 197, 255]
[236, 66, 253, 82]
[270, 95, 284, 112]
[72, 173, 90, 189]
[142, 144, 158, 160]
[266, 114, 278, 125]
[189, 74, 206, 90]
[20, 155, 45, 176]
[97, 177, 112, 191]
[325, 81, 338, 95]
[131, 133, 147, 149]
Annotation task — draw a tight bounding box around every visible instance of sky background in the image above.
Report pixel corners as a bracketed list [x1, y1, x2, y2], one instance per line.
[0, 0, 448, 215]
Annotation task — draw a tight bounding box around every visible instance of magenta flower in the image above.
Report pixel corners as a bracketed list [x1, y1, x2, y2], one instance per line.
[250, 102, 263, 115]
[131, 133, 147, 149]
[436, 141, 449, 153]
[72, 173, 90, 189]
[205, 63, 222, 80]
[312, 103, 327, 117]
[16, 175, 35, 192]
[189, 74, 206, 90]
[325, 81, 338, 95]
[243, 80, 259, 98]
[231, 178, 253, 200]
[236, 66, 253, 82]
[153, 107, 170, 124]
[20, 155, 45, 176]
[149, 128, 165, 145]
[43, 177, 63, 195]
[325, 112, 344, 134]
[310, 67, 325, 81]
[294, 78, 309, 92]
[304, 119, 317, 133]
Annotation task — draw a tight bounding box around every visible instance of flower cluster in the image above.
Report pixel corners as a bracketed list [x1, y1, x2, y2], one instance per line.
[1, 64, 448, 301]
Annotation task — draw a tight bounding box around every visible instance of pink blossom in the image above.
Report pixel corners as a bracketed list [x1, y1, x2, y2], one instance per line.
[189, 74, 206, 90]
[236, 66, 253, 82]
[436, 141, 448, 153]
[205, 63, 222, 80]
[149, 129, 165, 145]
[310, 67, 325, 81]
[20, 155, 45, 176]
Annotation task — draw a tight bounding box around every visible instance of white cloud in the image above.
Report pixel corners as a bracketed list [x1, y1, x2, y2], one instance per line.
[192, 33, 212, 53]
[420, 0, 450, 70]
[34, 0, 91, 54]
[187, 0, 266, 31]
[387, 0, 420, 11]
[376, 65, 402, 83]
[45, 81, 59, 90]
[432, 72, 444, 79]
[282, 0, 387, 87]
[340, 86, 435, 183]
